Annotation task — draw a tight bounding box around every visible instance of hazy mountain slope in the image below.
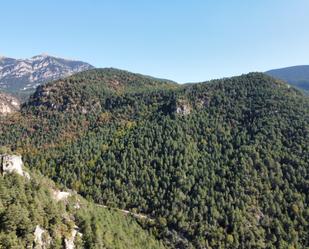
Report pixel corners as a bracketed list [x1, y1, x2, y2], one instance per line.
[266, 65, 309, 93]
[0, 153, 166, 249]
[0, 54, 94, 97]
[0, 71, 308, 248]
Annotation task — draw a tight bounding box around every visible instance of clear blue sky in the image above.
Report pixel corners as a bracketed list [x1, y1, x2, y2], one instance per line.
[1, 0, 309, 82]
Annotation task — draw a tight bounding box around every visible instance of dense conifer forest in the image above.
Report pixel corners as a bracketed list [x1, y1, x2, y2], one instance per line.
[0, 165, 166, 248]
[0, 69, 308, 248]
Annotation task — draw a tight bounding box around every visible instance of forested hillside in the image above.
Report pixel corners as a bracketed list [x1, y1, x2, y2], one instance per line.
[0, 155, 166, 249]
[0, 69, 308, 248]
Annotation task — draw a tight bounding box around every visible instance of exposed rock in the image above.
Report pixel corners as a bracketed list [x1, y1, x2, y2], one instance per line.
[34, 225, 45, 248]
[196, 98, 210, 109]
[0, 154, 30, 179]
[0, 92, 20, 115]
[254, 208, 265, 222]
[52, 189, 71, 202]
[34, 225, 51, 249]
[81, 107, 88, 114]
[0, 54, 94, 93]
[74, 202, 81, 209]
[65, 226, 82, 249]
[176, 102, 191, 115]
[27, 83, 102, 113]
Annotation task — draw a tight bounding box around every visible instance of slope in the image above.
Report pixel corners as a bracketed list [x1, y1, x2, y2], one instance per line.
[0, 71, 308, 248]
[266, 65, 309, 93]
[27, 67, 178, 111]
[0, 54, 94, 99]
[0, 153, 166, 249]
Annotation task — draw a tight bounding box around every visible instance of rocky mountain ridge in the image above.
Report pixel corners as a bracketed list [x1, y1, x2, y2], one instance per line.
[0, 54, 94, 95]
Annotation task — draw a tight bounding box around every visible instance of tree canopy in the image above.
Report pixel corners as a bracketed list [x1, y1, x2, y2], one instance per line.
[1, 71, 308, 248]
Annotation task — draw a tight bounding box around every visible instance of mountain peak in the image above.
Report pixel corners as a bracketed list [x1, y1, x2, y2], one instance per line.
[31, 53, 50, 59]
[0, 55, 94, 95]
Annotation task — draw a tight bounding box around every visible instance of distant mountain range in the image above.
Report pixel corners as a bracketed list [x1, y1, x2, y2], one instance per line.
[1, 54, 308, 102]
[0, 54, 94, 96]
[265, 65, 309, 93]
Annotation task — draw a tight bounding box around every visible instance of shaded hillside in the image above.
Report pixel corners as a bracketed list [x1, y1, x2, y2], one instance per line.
[266, 65, 309, 93]
[26, 68, 178, 113]
[0, 71, 308, 248]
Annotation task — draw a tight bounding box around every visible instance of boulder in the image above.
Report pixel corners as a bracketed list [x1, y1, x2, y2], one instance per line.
[52, 189, 71, 202]
[0, 154, 30, 179]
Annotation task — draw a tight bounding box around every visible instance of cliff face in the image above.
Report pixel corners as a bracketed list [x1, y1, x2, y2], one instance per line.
[0, 92, 20, 115]
[0, 154, 29, 179]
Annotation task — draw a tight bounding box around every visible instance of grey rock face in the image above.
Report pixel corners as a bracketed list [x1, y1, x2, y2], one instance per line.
[0, 154, 30, 179]
[0, 91, 20, 115]
[0, 54, 94, 93]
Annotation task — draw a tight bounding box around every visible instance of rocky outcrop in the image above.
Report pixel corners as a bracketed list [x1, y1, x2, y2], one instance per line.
[176, 100, 192, 115]
[34, 187, 81, 249]
[52, 189, 72, 202]
[34, 225, 51, 249]
[65, 226, 82, 249]
[0, 154, 30, 179]
[33, 224, 82, 249]
[0, 92, 20, 115]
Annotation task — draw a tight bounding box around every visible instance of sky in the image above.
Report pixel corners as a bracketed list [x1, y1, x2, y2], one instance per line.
[1, 0, 309, 83]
